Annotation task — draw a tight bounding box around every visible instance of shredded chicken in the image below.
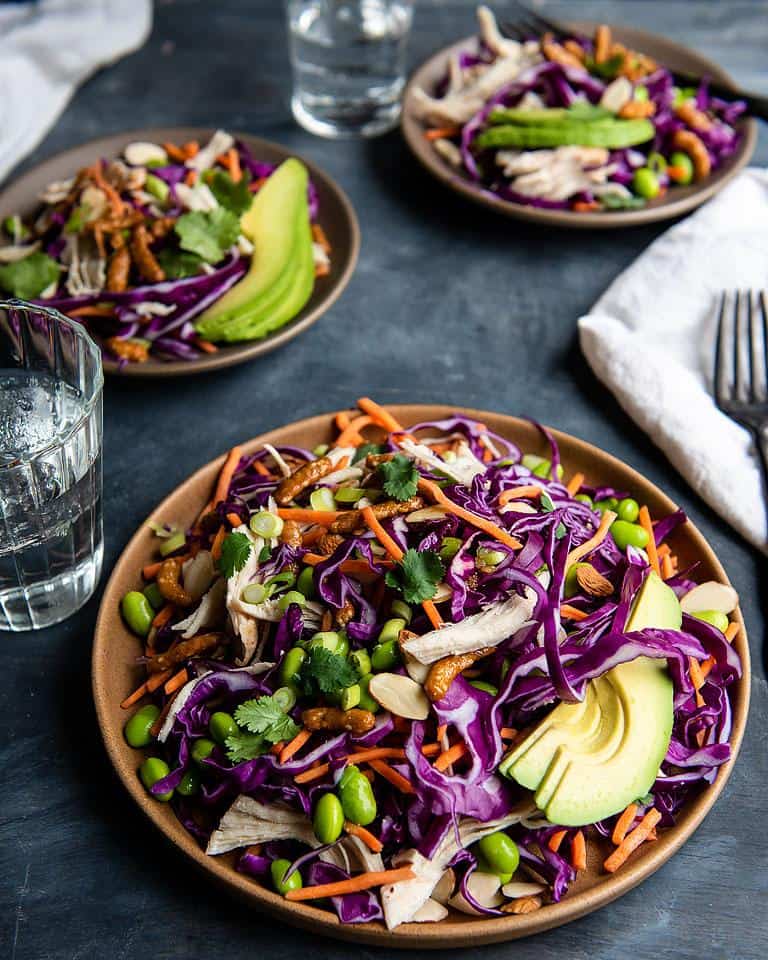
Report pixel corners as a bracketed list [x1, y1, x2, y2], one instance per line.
[62, 234, 106, 297]
[398, 437, 486, 487]
[207, 798, 318, 855]
[186, 129, 235, 172]
[172, 577, 226, 639]
[494, 146, 625, 202]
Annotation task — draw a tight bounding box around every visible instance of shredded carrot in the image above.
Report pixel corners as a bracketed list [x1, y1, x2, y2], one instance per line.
[184, 169, 198, 187]
[225, 147, 242, 182]
[344, 821, 383, 853]
[656, 542, 671, 559]
[434, 742, 467, 772]
[566, 472, 585, 496]
[572, 200, 601, 213]
[285, 866, 415, 901]
[252, 460, 272, 478]
[336, 415, 374, 447]
[689, 655, 706, 709]
[482, 447, 493, 463]
[280, 728, 312, 764]
[270, 742, 284, 756]
[356, 396, 405, 434]
[612, 803, 638, 845]
[181, 140, 199, 158]
[335, 411, 352, 431]
[193, 337, 218, 354]
[335, 455, 351, 471]
[500, 727, 517, 740]
[150, 697, 174, 737]
[436, 724, 448, 742]
[301, 555, 392, 577]
[725, 622, 739, 642]
[421, 599, 444, 630]
[603, 808, 661, 873]
[67, 305, 115, 318]
[88, 162, 123, 215]
[213, 446, 243, 506]
[146, 668, 173, 693]
[314, 261, 330, 279]
[571, 830, 587, 871]
[637, 506, 660, 576]
[301, 526, 328, 547]
[226, 512, 242, 528]
[120, 681, 149, 709]
[312, 223, 331, 254]
[152, 603, 175, 630]
[700, 656, 715, 679]
[666, 165, 687, 180]
[142, 560, 163, 581]
[424, 125, 461, 141]
[361, 506, 404, 562]
[163, 142, 186, 162]
[368, 759, 415, 794]
[417, 477, 523, 551]
[560, 603, 588, 621]
[210, 525, 227, 562]
[248, 176, 267, 193]
[661, 554, 674, 580]
[566, 509, 617, 567]
[276, 508, 344, 524]
[498, 485, 542, 505]
[548, 829, 568, 853]
[294, 747, 409, 784]
[164, 668, 188, 695]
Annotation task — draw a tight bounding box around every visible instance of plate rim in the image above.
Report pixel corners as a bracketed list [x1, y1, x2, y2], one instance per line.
[92, 404, 751, 947]
[0, 127, 360, 377]
[401, 21, 759, 229]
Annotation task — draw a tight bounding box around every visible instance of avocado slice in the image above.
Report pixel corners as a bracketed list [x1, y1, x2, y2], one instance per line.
[499, 572, 678, 826]
[475, 118, 655, 150]
[194, 157, 313, 342]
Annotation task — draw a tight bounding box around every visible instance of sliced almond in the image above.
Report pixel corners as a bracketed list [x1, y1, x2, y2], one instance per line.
[599, 75, 633, 113]
[501, 880, 546, 899]
[124, 141, 168, 167]
[399, 630, 430, 684]
[431, 868, 456, 905]
[432, 581, 453, 603]
[680, 581, 738, 616]
[405, 506, 448, 523]
[448, 872, 503, 915]
[574, 563, 613, 597]
[500, 501, 537, 515]
[500, 895, 542, 915]
[412, 898, 449, 923]
[368, 673, 430, 720]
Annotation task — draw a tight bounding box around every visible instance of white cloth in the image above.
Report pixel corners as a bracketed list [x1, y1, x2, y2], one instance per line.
[579, 169, 768, 554]
[0, 0, 151, 184]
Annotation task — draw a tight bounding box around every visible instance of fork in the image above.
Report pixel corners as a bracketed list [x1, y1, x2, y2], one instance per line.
[714, 290, 768, 501]
[497, 1, 768, 121]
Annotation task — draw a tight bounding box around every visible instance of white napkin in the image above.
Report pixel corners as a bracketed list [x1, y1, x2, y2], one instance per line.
[0, 0, 151, 184]
[579, 168, 768, 554]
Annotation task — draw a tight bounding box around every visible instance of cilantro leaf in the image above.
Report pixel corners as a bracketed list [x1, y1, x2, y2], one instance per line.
[379, 454, 418, 501]
[385, 548, 444, 604]
[235, 696, 287, 734]
[218, 532, 252, 577]
[540, 491, 555, 513]
[208, 169, 253, 216]
[157, 247, 204, 279]
[0, 252, 60, 299]
[175, 207, 240, 263]
[297, 646, 359, 696]
[225, 731, 267, 763]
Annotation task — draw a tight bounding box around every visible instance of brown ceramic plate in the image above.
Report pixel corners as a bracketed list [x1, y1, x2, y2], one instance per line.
[92, 405, 749, 946]
[402, 23, 758, 229]
[0, 128, 359, 376]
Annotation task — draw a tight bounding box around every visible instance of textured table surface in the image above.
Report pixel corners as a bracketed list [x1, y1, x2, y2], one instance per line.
[1, 2, 766, 958]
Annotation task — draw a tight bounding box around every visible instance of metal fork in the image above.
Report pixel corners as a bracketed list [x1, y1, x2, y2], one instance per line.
[714, 290, 768, 500]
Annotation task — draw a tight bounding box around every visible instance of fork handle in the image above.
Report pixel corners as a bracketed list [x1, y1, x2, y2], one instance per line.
[757, 424, 768, 504]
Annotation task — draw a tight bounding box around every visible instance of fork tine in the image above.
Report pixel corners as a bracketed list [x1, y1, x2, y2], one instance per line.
[507, 1, 565, 38]
[714, 291, 731, 409]
[753, 290, 768, 403]
[499, 20, 527, 42]
[733, 289, 749, 401]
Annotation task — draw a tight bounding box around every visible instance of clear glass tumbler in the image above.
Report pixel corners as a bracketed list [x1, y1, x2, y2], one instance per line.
[286, 0, 414, 139]
[0, 300, 103, 631]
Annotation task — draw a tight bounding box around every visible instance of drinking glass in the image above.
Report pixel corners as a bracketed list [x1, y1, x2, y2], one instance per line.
[286, 0, 414, 139]
[0, 300, 103, 631]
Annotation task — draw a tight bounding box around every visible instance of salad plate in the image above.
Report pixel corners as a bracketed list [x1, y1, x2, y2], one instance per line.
[401, 12, 758, 228]
[92, 404, 749, 946]
[0, 128, 359, 376]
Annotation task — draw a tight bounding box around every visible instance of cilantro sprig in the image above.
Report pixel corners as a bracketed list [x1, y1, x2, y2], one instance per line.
[0, 252, 60, 299]
[218, 531, 252, 578]
[225, 694, 301, 763]
[208, 169, 253, 216]
[297, 646, 359, 696]
[385, 548, 444, 604]
[378, 454, 419, 502]
[175, 207, 240, 264]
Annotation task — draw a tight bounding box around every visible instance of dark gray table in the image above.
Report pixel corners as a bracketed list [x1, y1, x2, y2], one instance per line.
[2, 2, 766, 958]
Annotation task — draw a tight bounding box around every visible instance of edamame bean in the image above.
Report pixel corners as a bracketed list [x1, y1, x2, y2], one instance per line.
[469, 680, 498, 696]
[209, 711, 238, 745]
[632, 167, 660, 199]
[339, 764, 377, 826]
[139, 757, 173, 801]
[313, 792, 345, 843]
[692, 609, 729, 633]
[610, 520, 649, 551]
[124, 704, 161, 747]
[145, 173, 169, 203]
[121, 591, 154, 637]
[574, 493, 593, 507]
[668, 150, 694, 184]
[308, 631, 348, 657]
[477, 832, 520, 876]
[273, 686, 297, 712]
[271, 858, 303, 895]
[357, 674, 379, 713]
[278, 590, 306, 613]
[191, 737, 216, 764]
[176, 768, 201, 796]
[297, 566, 316, 600]
[595, 497, 619, 514]
[475, 851, 512, 884]
[390, 599, 412, 623]
[143, 582, 165, 611]
[348, 649, 371, 676]
[616, 497, 640, 523]
[279, 646, 306, 686]
[371, 639, 400, 672]
[378, 618, 406, 645]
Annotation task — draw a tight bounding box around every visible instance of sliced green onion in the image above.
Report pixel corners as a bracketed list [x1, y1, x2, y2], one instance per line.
[334, 487, 366, 505]
[297, 566, 316, 599]
[242, 583, 268, 605]
[312, 443, 329, 457]
[145, 173, 170, 203]
[476, 547, 506, 571]
[278, 590, 306, 613]
[310, 487, 336, 512]
[439, 536, 463, 562]
[273, 686, 297, 713]
[265, 571, 296, 593]
[390, 599, 412, 624]
[159, 531, 186, 556]
[250, 511, 284, 539]
[349, 649, 372, 675]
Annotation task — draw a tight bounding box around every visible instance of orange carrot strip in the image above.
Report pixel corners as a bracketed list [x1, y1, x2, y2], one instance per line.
[361, 506, 403, 562]
[434, 742, 467, 772]
[725, 622, 739, 642]
[270, 742, 284, 757]
[120, 682, 149, 709]
[700, 656, 716, 679]
[336, 415, 374, 447]
[152, 603, 175, 630]
[162, 142, 186, 162]
[164, 668, 188, 695]
[214, 446, 244, 506]
[425, 125, 462, 141]
[548, 829, 568, 853]
[436, 724, 448, 742]
[661, 554, 674, 580]
[689, 656, 706, 707]
[312, 223, 331, 254]
[193, 338, 218, 354]
[146, 668, 173, 693]
[603, 808, 662, 873]
[560, 603, 588, 621]
[571, 830, 587, 871]
[226, 512, 242, 528]
[335, 411, 352, 431]
[142, 561, 162, 581]
[611, 803, 638, 845]
[68, 305, 115, 318]
[566, 509, 617, 567]
[210, 525, 227, 562]
[181, 140, 199, 158]
[184, 169, 198, 187]
[335, 456, 351, 471]
[252, 461, 272, 478]
[301, 554, 393, 575]
[421, 599, 444, 630]
[294, 747, 408, 784]
[344, 822, 383, 853]
[356, 396, 405, 434]
[368, 759, 415, 794]
[500, 727, 517, 740]
[277, 508, 344, 524]
[566, 472, 585, 496]
[498, 485, 542, 505]
[573, 200, 601, 213]
[225, 147, 242, 182]
[656, 543, 671, 559]
[285, 866, 415, 901]
[638, 506, 660, 576]
[417, 477, 523, 551]
[280, 728, 312, 764]
[301, 526, 328, 547]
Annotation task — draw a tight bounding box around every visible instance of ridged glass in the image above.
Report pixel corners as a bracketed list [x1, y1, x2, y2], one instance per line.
[0, 300, 103, 631]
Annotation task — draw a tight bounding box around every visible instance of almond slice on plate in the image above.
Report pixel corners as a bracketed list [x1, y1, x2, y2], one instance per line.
[368, 673, 430, 720]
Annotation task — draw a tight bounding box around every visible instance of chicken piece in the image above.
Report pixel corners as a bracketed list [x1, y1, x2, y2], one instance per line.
[207, 797, 318, 855]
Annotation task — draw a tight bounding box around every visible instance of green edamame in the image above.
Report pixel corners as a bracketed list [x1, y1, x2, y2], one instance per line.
[297, 566, 316, 600]
[610, 520, 649, 551]
[339, 764, 377, 826]
[371, 639, 400, 672]
[191, 737, 216, 764]
[564, 562, 591, 599]
[278, 590, 306, 613]
[595, 497, 619, 514]
[668, 150, 694, 185]
[209, 711, 239, 745]
[692, 609, 729, 633]
[632, 167, 660, 199]
[378, 617, 406, 645]
[313, 792, 345, 843]
[121, 590, 154, 637]
[280, 646, 306, 686]
[616, 497, 640, 523]
[124, 704, 161, 748]
[139, 757, 173, 801]
[574, 493, 593, 507]
[176, 768, 201, 796]
[271, 858, 302, 895]
[348, 649, 372, 676]
[142, 582, 165, 611]
[357, 674, 379, 713]
[477, 832, 520, 877]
